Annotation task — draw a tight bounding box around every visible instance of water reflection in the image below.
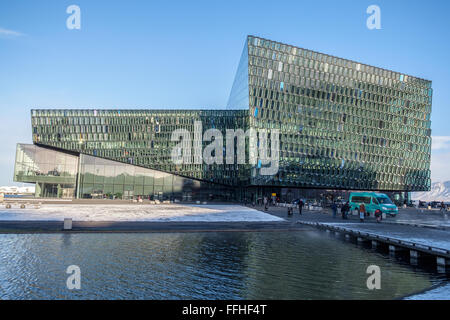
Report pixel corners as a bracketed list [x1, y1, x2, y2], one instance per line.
[0, 231, 444, 299]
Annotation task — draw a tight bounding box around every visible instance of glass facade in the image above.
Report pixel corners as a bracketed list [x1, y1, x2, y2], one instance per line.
[14, 144, 237, 201]
[240, 36, 432, 191]
[77, 153, 236, 201]
[31, 109, 249, 187]
[14, 35, 432, 199]
[227, 40, 249, 110]
[14, 144, 78, 198]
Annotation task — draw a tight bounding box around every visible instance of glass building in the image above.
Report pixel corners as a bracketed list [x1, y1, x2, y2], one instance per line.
[231, 36, 432, 195]
[14, 144, 78, 198]
[14, 35, 432, 200]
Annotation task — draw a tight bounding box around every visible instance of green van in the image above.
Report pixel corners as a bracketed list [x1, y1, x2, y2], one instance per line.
[349, 192, 398, 217]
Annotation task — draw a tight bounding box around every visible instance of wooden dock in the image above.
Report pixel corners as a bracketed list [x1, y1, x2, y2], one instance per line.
[298, 221, 450, 273]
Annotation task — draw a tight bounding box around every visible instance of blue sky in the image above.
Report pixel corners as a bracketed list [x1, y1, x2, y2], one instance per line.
[1, 0, 450, 185]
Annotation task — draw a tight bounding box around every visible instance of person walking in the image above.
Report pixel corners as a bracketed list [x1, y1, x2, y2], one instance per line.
[341, 202, 347, 219]
[343, 202, 350, 219]
[298, 199, 304, 215]
[263, 196, 268, 211]
[331, 202, 337, 218]
[359, 203, 366, 222]
[375, 209, 382, 223]
[440, 201, 446, 212]
[288, 205, 293, 216]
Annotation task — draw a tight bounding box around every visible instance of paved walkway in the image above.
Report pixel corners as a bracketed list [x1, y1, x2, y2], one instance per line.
[308, 222, 450, 253]
[385, 208, 450, 229]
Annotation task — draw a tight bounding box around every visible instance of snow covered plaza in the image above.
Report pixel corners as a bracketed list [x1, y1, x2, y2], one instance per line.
[0, 203, 284, 222]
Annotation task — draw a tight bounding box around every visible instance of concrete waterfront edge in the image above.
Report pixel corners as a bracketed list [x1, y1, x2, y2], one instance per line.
[296, 220, 450, 271]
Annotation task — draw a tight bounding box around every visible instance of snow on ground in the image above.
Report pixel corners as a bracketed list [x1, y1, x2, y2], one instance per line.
[322, 222, 450, 251]
[396, 220, 450, 228]
[405, 283, 450, 300]
[0, 204, 284, 222]
[394, 217, 450, 228]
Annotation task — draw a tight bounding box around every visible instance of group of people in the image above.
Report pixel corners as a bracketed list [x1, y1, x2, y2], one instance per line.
[330, 201, 351, 219]
[262, 196, 384, 223]
[263, 196, 305, 215]
[289, 198, 304, 215]
[330, 201, 381, 222]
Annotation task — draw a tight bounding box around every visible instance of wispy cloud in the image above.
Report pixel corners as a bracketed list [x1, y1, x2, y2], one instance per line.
[432, 136, 450, 151]
[0, 27, 24, 38]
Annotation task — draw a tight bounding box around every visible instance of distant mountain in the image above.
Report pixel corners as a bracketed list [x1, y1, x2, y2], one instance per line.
[412, 181, 450, 202]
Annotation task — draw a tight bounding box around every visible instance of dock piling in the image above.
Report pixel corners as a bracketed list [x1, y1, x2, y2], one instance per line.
[410, 250, 420, 265]
[437, 257, 448, 267]
[357, 237, 366, 244]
